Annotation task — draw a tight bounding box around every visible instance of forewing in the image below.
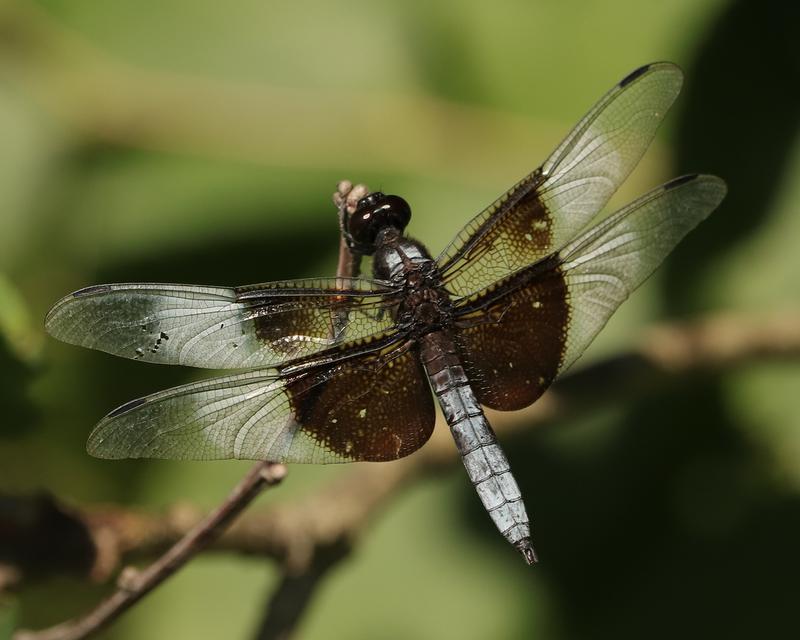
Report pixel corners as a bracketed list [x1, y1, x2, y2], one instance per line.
[46, 278, 400, 369]
[454, 174, 726, 411]
[438, 62, 684, 299]
[87, 339, 435, 463]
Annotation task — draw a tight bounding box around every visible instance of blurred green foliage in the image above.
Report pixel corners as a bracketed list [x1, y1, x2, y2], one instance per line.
[0, 0, 798, 638]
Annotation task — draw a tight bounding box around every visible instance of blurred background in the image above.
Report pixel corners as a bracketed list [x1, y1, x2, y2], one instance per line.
[1, 0, 799, 638]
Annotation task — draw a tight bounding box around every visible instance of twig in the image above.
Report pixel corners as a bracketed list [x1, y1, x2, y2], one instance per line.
[13, 463, 286, 640]
[333, 179, 370, 281]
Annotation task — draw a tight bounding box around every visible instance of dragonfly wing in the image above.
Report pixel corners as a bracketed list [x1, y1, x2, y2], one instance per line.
[46, 278, 400, 369]
[87, 338, 435, 463]
[438, 62, 684, 299]
[453, 174, 726, 410]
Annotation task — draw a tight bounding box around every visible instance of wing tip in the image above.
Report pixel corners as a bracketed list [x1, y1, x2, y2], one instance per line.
[44, 296, 74, 336]
[664, 173, 700, 190]
[619, 61, 683, 88]
[44, 285, 113, 335]
[84, 398, 149, 458]
[619, 63, 652, 87]
[86, 433, 121, 459]
[73, 284, 113, 298]
[664, 173, 728, 201]
[107, 397, 147, 418]
[86, 444, 117, 459]
[43, 306, 61, 335]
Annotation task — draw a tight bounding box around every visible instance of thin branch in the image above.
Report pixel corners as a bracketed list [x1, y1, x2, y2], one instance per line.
[13, 463, 286, 640]
[333, 180, 369, 281]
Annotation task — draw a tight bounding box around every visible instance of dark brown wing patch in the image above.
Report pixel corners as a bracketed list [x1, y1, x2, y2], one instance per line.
[455, 266, 569, 411]
[437, 172, 554, 298]
[284, 343, 435, 461]
[237, 279, 400, 364]
[247, 295, 344, 358]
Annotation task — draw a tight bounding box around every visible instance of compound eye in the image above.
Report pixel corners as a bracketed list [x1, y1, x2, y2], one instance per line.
[380, 195, 412, 231]
[347, 192, 412, 252]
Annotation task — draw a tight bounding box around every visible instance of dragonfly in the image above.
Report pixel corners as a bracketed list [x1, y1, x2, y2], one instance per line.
[46, 62, 726, 564]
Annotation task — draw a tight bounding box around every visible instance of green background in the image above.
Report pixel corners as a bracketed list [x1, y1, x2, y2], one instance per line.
[1, 0, 799, 638]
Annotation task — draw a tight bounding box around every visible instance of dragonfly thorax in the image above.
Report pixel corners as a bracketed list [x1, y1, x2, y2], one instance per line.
[375, 243, 453, 336]
[399, 286, 453, 336]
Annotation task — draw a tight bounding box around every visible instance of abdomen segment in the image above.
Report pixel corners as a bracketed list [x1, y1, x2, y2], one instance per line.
[419, 331, 537, 564]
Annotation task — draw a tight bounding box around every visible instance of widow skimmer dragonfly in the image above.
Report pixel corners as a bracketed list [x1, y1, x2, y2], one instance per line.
[46, 62, 725, 564]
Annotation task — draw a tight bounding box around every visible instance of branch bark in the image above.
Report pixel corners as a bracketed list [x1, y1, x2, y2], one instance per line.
[12, 463, 286, 640]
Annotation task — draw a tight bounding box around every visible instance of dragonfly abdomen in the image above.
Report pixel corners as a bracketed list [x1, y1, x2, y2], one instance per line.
[419, 331, 537, 564]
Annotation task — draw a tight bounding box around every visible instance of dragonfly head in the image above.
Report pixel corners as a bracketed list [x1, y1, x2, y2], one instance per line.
[345, 192, 412, 255]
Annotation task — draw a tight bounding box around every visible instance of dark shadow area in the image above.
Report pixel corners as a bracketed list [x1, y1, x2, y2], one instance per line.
[0, 341, 38, 438]
[0, 493, 96, 578]
[665, 0, 800, 315]
[93, 224, 339, 287]
[457, 1, 799, 637]
[499, 378, 800, 639]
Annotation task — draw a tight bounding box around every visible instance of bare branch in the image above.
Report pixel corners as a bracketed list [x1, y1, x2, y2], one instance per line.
[12, 463, 286, 640]
[333, 180, 370, 282]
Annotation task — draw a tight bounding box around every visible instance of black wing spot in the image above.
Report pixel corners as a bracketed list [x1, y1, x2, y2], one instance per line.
[108, 397, 146, 418]
[160, 331, 169, 340]
[73, 284, 113, 297]
[664, 174, 698, 190]
[141, 325, 147, 332]
[619, 63, 651, 88]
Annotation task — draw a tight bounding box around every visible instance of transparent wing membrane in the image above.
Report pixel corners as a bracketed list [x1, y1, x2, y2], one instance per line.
[558, 174, 726, 371]
[46, 278, 400, 370]
[438, 63, 684, 299]
[88, 341, 435, 463]
[453, 174, 726, 410]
